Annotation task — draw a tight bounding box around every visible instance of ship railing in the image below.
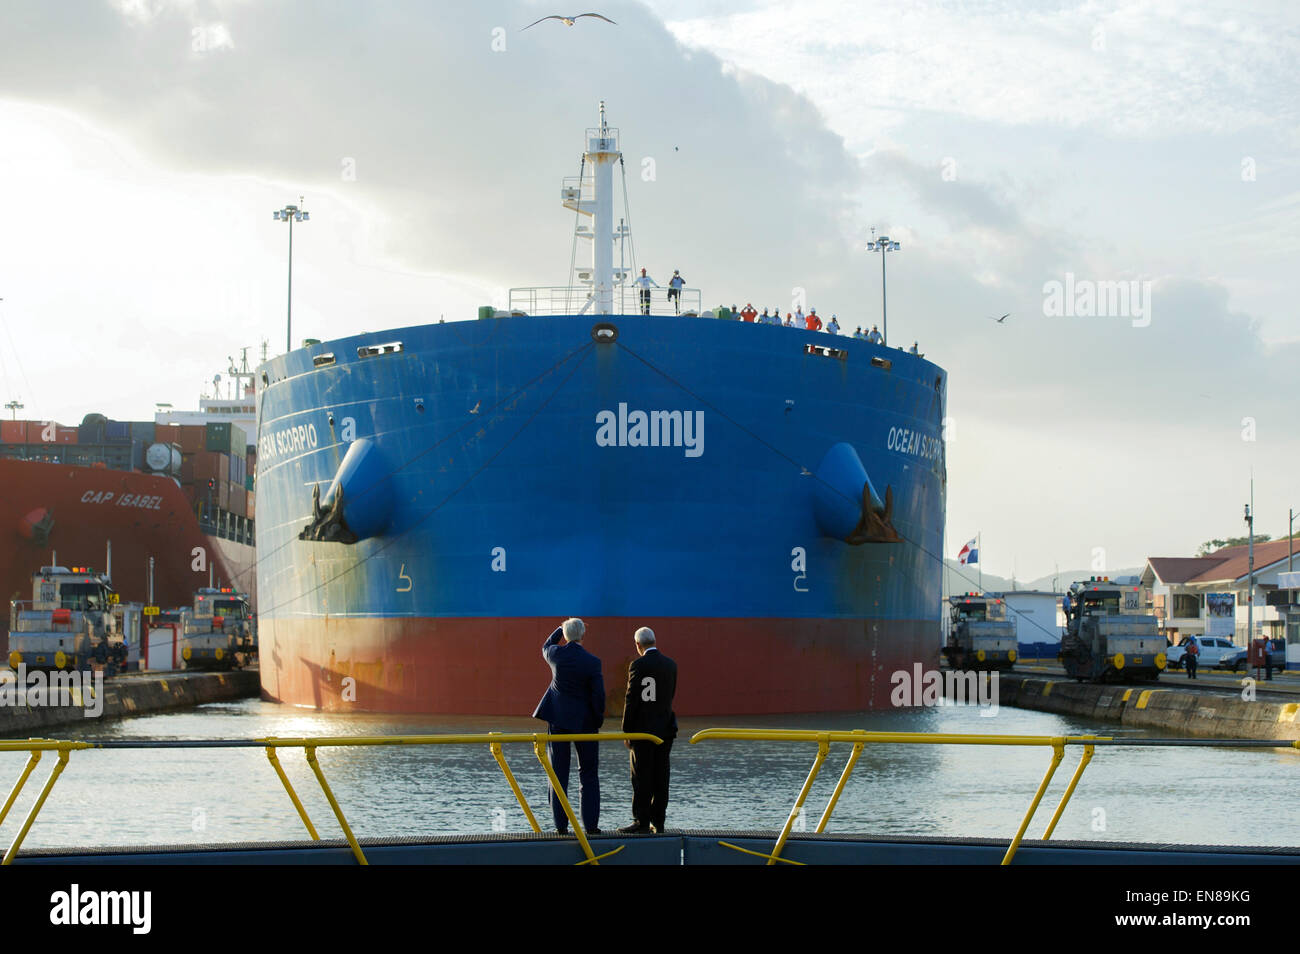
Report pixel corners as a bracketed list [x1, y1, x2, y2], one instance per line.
[0, 732, 663, 867]
[688, 728, 1300, 865]
[6, 729, 1292, 867]
[507, 285, 703, 317]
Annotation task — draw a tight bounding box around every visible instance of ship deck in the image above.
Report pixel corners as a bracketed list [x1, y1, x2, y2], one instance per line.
[12, 830, 1300, 865]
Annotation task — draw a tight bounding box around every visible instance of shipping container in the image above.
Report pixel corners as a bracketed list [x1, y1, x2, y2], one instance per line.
[247, 494, 256, 521]
[245, 475, 254, 492]
[217, 479, 231, 512]
[193, 450, 226, 484]
[55, 427, 78, 444]
[0, 421, 27, 443]
[78, 414, 105, 444]
[177, 425, 206, 454]
[180, 455, 195, 484]
[104, 420, 130, 443]
[155, 423, 180, 446]
[205, 421, 229, 453]
[229, 486, 246, 518]
[28, 421, 58, 443]
[130, 421, 156, 444]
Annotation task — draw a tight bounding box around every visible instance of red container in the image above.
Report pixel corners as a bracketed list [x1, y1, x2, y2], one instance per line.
[180, 456, 195, 484]
[193, 450, 225, 484]
[156, 424, 180, 446]
[217, 480, 230, 511]
[56, 427, 78, 444]
[229, 486, 246, 517]
[1, 421, 28, 443]
[177, 425, 206, 454]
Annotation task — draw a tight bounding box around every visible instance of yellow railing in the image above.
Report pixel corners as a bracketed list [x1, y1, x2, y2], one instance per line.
[0, 732, 662, 867]
[3, 729, 1294, 866]
[689, 728, 1107, 865]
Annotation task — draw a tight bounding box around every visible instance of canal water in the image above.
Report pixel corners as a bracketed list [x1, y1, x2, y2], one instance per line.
[3, 701, 1296, 851]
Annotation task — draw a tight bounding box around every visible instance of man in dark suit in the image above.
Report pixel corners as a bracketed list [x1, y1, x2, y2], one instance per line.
[618, 627, 677, 834]
[532, 618, 605, 834]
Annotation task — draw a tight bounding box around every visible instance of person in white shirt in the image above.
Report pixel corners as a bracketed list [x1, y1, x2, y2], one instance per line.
[866, 325, 883, 344]
[633, 268, 658, 315]
[667, 270, 685, 314]
[827, 315, 840, 335]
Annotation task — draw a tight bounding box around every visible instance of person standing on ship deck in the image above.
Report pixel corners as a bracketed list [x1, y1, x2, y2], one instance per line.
[667, 270, 685, 313]
[532, 618, 606, 834]
[619, 627, 677, 834]
[633, 268, 658, 315]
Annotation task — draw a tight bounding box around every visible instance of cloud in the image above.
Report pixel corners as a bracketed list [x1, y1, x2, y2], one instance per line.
[658, 0, 1300, 144]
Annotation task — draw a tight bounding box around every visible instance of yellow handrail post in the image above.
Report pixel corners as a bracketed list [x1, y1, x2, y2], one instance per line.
[489, 734, 541, 833]
[265, 744, 320, 840]
[532, 736, 596, 864]
[768, 736, 830, 865]
[3, 747, 69, 866]
[1041, 741, 1096, 840]
[0, 749, 42, 830]
[1001, 740, 1065, 866]
[305, 745, 368, 866]
[816, 736, 866, 833]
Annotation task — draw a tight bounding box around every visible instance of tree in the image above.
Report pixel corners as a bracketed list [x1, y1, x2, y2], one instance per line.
[1197, 535, 1272, 557]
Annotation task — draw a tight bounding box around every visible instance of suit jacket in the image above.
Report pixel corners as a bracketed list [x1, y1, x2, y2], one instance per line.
[532, 627, 605, 732]
[621, 648, 677, 741]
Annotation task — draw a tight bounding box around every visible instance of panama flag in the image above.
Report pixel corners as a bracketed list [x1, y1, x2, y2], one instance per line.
[958, 538, 978, 565]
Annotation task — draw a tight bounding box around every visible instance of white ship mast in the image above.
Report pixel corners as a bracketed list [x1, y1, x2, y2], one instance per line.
[562, 101, 626, 315]
[508, 103, 699, 316]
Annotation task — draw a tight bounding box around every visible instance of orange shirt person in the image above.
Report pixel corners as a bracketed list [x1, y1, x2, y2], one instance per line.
[805, 309, 823, 331]
[740, 303, 758, 323]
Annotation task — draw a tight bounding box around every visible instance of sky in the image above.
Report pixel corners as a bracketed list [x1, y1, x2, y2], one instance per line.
[0, 0, 1296, 582]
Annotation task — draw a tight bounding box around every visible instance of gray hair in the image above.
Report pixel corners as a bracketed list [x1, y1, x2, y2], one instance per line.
[634, 626, 655, 647]
[562, 618, 585, 643]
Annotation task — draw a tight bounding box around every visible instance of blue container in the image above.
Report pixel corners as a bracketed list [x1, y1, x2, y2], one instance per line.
[105, 420, 130, 443]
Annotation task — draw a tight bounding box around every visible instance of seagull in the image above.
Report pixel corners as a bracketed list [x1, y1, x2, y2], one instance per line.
[986, 313, 1010, 323]
[469, 401, 481, 415]
[522, 13, 617, 30]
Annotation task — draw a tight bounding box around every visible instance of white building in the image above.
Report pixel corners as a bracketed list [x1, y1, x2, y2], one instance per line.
[1140, 539, 1298, 669]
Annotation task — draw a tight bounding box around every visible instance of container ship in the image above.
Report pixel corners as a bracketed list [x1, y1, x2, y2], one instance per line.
[1, 359, 259, 651]
[254, 104, 947, 715]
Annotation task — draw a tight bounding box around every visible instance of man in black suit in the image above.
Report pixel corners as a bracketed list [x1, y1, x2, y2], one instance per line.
[618, 627, 677, 834]
[532, 618, 605, 834]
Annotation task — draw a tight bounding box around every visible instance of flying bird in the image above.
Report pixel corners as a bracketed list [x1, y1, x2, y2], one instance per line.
[469, 401, 481, 415]
[986, 313, 1010, 323]
[522, 13, 617, 30]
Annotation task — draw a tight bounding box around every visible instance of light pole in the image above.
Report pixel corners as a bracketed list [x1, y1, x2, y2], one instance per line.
[273, 197, 310, 353]
[1245, 491, 1254, 648]
[4, 399, 22, 420]
[866, 230, 901, 347]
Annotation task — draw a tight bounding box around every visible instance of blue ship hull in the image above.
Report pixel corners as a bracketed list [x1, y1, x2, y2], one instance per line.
[254, 316, 946, 713]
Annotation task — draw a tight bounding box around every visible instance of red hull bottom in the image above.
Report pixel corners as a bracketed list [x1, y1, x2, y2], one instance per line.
[259, 617, 940, 716]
